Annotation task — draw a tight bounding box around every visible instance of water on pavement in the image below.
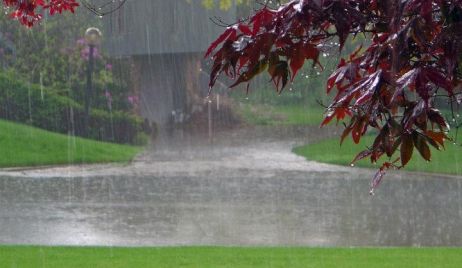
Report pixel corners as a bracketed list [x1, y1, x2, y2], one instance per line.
[0, 126, 461, 247]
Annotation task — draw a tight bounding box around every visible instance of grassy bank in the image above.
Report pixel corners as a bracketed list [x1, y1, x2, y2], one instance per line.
[293, 134, 462, 175]
[237, 103, 325, 126]
[0, 120, 142, 167]
[0, 246, 461, 267]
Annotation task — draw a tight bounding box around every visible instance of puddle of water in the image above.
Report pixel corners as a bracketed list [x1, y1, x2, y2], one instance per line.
[0, 126, 460, 247]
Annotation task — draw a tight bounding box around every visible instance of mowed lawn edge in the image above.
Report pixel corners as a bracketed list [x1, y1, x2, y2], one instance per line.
[293, 134, 462, 175]
[0, 119, 142, 167]
[0, 246, 461, 268]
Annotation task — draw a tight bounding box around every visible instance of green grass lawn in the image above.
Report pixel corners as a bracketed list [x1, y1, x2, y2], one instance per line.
[0, 119, 142, 167]
[237, 103, 325, 126]
[0, 246, 461, 268]
[293, 134, 462, 175]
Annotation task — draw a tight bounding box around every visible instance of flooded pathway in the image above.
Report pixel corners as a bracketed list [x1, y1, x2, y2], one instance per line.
[0, 126, 461, 247]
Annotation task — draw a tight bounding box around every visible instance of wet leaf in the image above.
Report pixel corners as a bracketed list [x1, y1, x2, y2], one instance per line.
[351, 149, 372, 165]
[289, 43, 306, 81]
[425, 130, 449, 149]
[400, 133, 414, 166]
[229, 60, 268, 88]
[413, 132, 431, 161]
[205, 27, 236, 58]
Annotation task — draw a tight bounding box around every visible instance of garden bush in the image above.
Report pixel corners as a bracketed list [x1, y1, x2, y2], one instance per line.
[0, 72, 145, 144]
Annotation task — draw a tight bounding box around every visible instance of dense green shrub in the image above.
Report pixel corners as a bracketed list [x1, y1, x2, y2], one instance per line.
[0, 72, 144, 144]
[0, 10, 136, 115]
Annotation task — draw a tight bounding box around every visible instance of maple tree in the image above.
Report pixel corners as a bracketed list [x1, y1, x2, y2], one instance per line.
[207, 0, 462, 193]
[2, 0, 127, 27]
[2, 0, 79, 27]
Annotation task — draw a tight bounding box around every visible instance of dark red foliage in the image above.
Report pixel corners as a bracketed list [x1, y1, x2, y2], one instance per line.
[207, 0, 462, 192]
[3, 0, 79, 27]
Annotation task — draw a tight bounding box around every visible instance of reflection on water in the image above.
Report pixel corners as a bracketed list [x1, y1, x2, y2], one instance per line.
[0, 126, 461, 247]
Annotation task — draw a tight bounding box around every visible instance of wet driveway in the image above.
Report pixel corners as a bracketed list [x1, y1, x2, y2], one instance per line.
[0, 126, 461, 247]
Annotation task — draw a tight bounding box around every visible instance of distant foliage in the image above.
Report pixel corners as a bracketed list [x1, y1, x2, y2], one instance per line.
[0, 72, 144, 144]
[207, 0, 462, 192]
[0, 6, 138, 141]
[200, 0, 252, 10]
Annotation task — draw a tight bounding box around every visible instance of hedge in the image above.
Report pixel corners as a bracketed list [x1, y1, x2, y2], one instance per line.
[0, 72, 144, 144]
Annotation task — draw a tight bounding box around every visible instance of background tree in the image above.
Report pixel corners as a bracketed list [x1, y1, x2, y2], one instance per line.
[0, 0, 144, 144]
[0, 2, 133, 112]
[207, 0, 462, 193]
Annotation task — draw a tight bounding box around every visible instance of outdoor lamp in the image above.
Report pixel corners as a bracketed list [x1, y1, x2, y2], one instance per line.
[83, 27, 102, 137]
[84, 27, 102, 46]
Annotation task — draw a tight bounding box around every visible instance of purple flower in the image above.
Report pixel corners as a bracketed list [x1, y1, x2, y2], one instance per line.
[127, 95, 139, 106]
[80, 46, 101, 61]
[105, 63, 113, 71]
[76, 38, 86, 46]
[104, 90, 112, 99]
[105, 89, 113, 108]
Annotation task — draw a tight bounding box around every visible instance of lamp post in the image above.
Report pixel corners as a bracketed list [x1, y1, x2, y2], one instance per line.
[83, 27, 102, 137]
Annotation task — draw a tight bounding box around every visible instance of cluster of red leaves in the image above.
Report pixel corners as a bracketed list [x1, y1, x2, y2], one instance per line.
[3, 0, 79, 27]
[207, 0, 462, 192]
